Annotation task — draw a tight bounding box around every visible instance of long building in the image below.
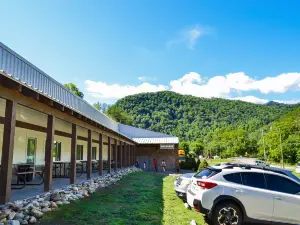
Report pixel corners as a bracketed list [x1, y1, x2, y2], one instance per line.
[0, 42, 179, 204]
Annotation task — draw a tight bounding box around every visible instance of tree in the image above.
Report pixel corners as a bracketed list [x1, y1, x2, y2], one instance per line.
[179, 142, 190, 156]
[197, 159, 209, 172]
[93, 102, 101, 111]
[105, 105, 132, 125]
[101, 103, 110, 113]
[190, 142, 204, 157]
[64, 83, 84, 98]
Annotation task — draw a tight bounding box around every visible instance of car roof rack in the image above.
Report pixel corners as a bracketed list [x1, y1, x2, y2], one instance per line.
[224, 163, 297, 178]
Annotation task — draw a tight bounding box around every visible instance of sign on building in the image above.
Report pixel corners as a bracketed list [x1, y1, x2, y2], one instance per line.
[160, 144, 175, 149]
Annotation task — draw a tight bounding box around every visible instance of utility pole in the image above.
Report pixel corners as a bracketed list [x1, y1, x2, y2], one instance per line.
[270, 126, 284, 169]
[279, 128, 284, 169]
[261, 129, 266, 162]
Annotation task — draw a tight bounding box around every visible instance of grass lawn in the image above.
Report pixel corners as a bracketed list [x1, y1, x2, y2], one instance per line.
[208, 158, 233, 165]
[39, 172, 206, 225]
[293, 171, 300, 178]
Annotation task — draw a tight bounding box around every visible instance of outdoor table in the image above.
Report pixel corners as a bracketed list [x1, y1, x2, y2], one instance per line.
[11, 164, 44, 189]
[74, 161, 85, 177]
[13, 164, 34, 183]
[79, 160, 88, 173]
[92, 160, 98, 171]
[103, 160, 108, 170]
[53, 161, 71, 178]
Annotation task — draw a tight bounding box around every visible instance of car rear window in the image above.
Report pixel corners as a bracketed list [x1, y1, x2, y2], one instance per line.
[194, 169, 219, 179]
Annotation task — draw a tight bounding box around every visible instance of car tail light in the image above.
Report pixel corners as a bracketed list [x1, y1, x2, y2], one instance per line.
[197, 180, 218, 189]
[194, 204, 200, 212]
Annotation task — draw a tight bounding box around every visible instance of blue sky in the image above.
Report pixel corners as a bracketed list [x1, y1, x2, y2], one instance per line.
[1, 0, 300, 104]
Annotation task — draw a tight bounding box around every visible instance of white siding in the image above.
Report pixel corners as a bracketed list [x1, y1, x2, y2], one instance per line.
[54, 135, 71, 162]
[16, 105, 47, 127]
[55, 118, 71, 133]
[77, 126, 88, 138]
[103, 135, 108, 143]
[0, 98, 6, 117]
[92, 131, 98, 141]
[13, 127, 46, 165]
[103, 145, 108, 160]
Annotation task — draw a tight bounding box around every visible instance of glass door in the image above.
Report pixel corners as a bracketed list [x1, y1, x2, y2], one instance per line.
[76, 145, 83, 160]
[92, 147, 97, 160]
[53, 141, 62, 161]
[26, 137, 36, 165]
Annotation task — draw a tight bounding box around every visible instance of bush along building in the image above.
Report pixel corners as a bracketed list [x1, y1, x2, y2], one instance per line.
[0, 42, 178, 204]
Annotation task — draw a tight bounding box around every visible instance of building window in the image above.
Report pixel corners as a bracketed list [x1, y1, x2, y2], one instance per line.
[92, 147, 97, 160]
[76, 145, 84, 160]
[53, 141, 62, 161]
[26, 138, 36, 164]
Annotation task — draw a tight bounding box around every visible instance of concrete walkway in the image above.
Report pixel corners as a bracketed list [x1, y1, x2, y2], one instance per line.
[10, 170, 116, 202]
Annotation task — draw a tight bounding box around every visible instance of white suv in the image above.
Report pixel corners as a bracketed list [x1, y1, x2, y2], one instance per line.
[186, 165, 300, 225]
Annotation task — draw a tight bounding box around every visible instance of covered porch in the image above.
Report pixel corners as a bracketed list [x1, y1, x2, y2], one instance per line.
[0, 88, 136, 204]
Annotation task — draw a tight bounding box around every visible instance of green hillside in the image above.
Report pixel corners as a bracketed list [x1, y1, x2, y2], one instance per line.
[115, 91, 297, 141]
[258, 107, 300, 164]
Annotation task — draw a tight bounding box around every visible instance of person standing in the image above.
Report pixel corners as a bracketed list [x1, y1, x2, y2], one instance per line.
[143, 161, 146, 170]
[153, 158, 158, 172]
[136, 158, 139, 168]
[176, 160, 180, 173]
[161, 160, 166, 172]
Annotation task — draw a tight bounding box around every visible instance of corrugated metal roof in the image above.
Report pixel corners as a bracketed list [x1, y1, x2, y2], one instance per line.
[118, 124, 172, 138]
[0, 42, 179, 144]
[119, 124, 178, 144]
[0, 42, 119, 132]
[133, 137, 179, 144]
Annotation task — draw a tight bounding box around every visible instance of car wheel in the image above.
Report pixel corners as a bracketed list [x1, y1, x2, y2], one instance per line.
[211, 202, 242, 225]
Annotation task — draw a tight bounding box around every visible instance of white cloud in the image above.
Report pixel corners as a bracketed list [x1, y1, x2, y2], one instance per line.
[85, 80, 167, 101]
[138, 76, 157, 82]
[169, 72, 300, 98]
[85, 72, 300, 104]
[167, 25, 209, 49]
[231, 96, 269, 104]
[274, 99, 300, 104]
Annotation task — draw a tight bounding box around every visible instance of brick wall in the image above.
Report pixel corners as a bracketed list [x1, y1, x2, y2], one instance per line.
[136, 144, 178, 172]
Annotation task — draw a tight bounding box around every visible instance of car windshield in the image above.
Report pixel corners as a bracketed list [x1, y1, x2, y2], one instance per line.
[194, 168, 219, 179]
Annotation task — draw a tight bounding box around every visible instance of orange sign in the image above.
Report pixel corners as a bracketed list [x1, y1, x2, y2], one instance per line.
[178, 150, 185, 156]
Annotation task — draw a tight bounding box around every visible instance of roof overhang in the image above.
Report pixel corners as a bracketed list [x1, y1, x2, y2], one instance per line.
[133, 137, 179, 144]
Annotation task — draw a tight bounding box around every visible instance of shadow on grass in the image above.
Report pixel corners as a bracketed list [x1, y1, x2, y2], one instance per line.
[39, 172, 165, 225]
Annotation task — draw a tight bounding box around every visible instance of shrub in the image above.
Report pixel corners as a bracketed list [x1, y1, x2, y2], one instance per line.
[197, 159, 209, 172]
[179, 157, 197, 170]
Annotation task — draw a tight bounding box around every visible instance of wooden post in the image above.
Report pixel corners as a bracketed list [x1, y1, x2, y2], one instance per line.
[114, 139, 117, 171]
[120, 141, 123, 169]
[125, 143, 128, 167]
[134, 145, 136, 166]
[108, 136, 111, 173]
[128, 144, 131, 166]
[132, 146, 134, 166]
[87, 130, 92, 179]
[44, 115, 55, 192]
[0, 100, 16, 204]
[98, 133, 103, 176]
[70, 124, 77, 184]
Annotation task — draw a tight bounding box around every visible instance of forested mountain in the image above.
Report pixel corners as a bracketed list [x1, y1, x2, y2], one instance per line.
[257, 107, 300, 164]
[115, 91, 297, 141]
